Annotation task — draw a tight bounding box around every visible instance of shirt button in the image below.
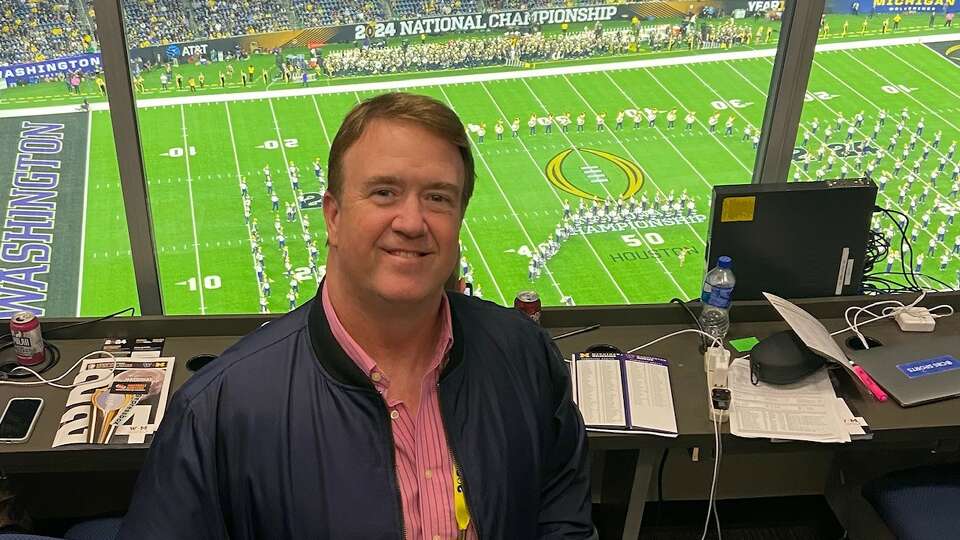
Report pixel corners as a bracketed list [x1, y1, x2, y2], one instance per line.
[371, 371, 382, 382]
[390, 410, 400, 420]
[424, 469, 433, 479]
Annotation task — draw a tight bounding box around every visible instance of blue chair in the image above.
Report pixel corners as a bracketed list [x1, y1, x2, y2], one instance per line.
[0, 517, 120, 540]
[63, 518, 121, 540]
[862, 464, 960, 540]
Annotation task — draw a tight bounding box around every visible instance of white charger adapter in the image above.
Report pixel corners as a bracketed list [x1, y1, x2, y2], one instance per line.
[894, 306, 936, 332]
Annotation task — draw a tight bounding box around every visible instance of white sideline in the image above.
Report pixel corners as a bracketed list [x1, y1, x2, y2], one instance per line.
[2, 31, 959, 119]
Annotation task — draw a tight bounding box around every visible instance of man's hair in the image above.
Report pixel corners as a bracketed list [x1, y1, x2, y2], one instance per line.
[327, 92, 476, 213]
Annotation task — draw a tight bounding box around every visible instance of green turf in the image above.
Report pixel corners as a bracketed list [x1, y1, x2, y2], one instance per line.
[4, 20, 960, 315]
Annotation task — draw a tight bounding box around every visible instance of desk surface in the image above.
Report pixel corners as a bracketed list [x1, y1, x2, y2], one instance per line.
[2, 297, 960, 473]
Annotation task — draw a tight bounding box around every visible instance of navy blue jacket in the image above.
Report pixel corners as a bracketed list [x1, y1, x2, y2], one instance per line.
[118, 292, 592, 539]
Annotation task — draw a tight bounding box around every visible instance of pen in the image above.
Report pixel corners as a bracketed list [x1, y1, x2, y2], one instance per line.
[851, 364, 888, 402]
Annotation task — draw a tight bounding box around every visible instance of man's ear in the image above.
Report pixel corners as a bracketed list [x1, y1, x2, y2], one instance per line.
[323, 191, 340, 248]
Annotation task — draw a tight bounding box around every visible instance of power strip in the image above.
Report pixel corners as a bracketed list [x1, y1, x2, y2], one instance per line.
[894, 306, 936, 332]
[705, 347, 732, 423]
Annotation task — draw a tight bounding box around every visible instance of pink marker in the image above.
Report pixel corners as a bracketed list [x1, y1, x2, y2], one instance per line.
[852, 365, 888, 402]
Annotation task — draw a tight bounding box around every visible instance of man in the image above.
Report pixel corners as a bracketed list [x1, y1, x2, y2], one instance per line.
[119, 93, 593, 539]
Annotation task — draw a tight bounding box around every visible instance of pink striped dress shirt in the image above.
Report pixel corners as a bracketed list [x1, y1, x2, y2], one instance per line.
[322, 284, 476, 539]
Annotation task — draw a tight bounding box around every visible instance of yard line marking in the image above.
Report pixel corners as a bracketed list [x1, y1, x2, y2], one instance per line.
[76, 110, 92, 316]
[461, 218, 508, 305]
[601, 70, 721, 211]
[841, 49, 960, 136]
[178, 105, 207, 314]
[524, 77, 686, 298]
[639, 66, 760, 182]
[882, 46, 960, 108]
[797, 56, 957, 203]
[224, 102, 263, 308]
[437, 86, 569, 300]
[476, 81, 630, 302]
[267, 97, 317, 281]
[738, 58, 960, 261]
[309, 94, 333, 147]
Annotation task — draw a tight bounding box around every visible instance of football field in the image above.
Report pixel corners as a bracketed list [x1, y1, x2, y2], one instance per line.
[6, 34, 960, 316]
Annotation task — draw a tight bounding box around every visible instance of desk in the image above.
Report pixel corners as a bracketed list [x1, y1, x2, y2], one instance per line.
[1, 294, 959, 539]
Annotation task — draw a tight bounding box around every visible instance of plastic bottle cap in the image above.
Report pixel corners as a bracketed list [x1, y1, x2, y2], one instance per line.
[717, 256, 732, 269]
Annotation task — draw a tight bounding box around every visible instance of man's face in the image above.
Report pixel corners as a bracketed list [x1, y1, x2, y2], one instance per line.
[324, 119, 465, 306]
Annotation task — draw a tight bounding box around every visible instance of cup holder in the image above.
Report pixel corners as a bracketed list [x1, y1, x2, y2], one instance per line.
[846, 336, 883, 351]
[186, 354, 218, 372]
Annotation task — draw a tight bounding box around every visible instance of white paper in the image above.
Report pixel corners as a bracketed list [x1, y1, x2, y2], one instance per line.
[574, 358, 626, 428]
[834, 397, 869, 438]
[762, 292, 853, 371]
[624, 358, 678, 435]
[728, 358, 851, 443]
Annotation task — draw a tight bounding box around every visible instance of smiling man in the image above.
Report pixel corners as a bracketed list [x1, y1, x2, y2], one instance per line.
[119, 92, 593, 539]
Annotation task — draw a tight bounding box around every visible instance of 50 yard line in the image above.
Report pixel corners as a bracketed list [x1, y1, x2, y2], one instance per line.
[178, 104, 207, 314]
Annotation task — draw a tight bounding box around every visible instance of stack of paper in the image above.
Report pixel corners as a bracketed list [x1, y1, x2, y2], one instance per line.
[728, 358, 868, 443]
[571, 352, 678, 437]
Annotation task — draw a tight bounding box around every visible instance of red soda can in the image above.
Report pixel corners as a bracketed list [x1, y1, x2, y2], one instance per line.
[11, 312, 45, 366]
[514, 291, 542, 323]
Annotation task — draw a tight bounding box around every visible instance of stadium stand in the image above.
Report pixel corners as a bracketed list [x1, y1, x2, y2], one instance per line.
[122, 0, 197, 47]
[292, 0, 386, 27]
[0, 0, 93, 65]
[191, 0, 291, 38]
[392, 0, 479, 19]
[485, 0, 582, 11]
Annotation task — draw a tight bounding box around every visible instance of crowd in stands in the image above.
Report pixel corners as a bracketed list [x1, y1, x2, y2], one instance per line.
[0, 0, 93, 65]
[292, 0, 384, 27]
[646, 18, 772, 51]
[393, 0, 478, 19]
[122, 0, 195, 47]
[191, 0, 290, 38]
[322, 24, 674, 77]
[484, 0, 580, 11]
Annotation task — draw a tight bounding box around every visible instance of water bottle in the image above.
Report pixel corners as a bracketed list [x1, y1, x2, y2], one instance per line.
[699, 256, 735, 342]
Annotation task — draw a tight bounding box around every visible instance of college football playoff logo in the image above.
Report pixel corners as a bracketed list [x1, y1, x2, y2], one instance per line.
[546, 148, 644, 200]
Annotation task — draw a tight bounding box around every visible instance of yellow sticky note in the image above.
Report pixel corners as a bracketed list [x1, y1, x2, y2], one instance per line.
[720, 196, 756, 223]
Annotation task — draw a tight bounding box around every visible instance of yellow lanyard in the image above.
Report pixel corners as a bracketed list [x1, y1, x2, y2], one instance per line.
[452, 460, 471, 538]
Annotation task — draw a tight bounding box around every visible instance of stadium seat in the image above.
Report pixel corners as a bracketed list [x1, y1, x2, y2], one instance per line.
[62, 518, 121, 540]
[862, 464, 960, 540]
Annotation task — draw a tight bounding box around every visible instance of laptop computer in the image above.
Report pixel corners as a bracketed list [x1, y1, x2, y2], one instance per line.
[848, 336, 960, 407]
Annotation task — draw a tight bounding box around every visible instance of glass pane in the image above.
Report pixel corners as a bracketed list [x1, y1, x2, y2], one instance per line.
[0, 1, 138, 317]
[795, 5, 959, 293]
[125, 1, 785, 312]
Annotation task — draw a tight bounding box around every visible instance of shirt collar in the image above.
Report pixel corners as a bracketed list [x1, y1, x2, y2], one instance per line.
[320, 281, 454, 386]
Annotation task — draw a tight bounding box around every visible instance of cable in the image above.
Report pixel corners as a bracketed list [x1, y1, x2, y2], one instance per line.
[0, 307, 135, 345]
[713, 499, 722, 540]
[878, 207, 922, 291]
[0, 341, 60, 380]
[831, 291, 955, 349]
[671, 297, 706, 350]
[655, 448, 669, 526]
[700, 412, 723, 540]
[627, 328, 721, 354]
[0, 350, 117, 389]
[565, 328, 723, 365]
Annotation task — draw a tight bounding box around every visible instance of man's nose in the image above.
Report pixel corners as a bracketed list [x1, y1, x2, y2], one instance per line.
[392, 195, 427, 237]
